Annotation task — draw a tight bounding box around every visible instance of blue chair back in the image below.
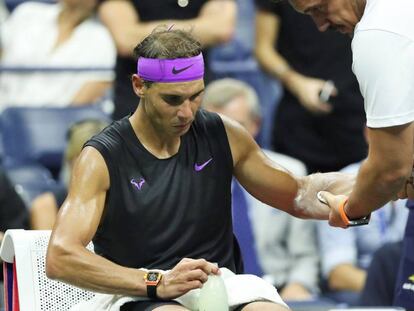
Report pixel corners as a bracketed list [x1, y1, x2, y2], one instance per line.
[0, 106, 110, 175]
[5, 0, 56, 12]
[232, 180, 263, 276]
[5, 163, 60, 206]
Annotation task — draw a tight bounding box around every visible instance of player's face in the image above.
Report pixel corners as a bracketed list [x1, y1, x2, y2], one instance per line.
[143, 79, 205, 137]
[289, 0, 364, 35]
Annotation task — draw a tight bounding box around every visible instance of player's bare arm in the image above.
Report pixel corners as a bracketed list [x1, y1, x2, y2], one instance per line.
[221, 115, 354, 219]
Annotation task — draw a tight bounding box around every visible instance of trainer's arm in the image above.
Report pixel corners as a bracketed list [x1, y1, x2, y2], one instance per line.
[222, 115, 353, 219]
[346, 124, 413, 218]
[98, 0, 236, 57]
[46, 146, 146, 295]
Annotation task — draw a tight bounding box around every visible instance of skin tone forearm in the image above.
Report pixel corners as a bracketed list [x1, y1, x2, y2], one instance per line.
[328, 264, 366, 292]
[223, 115, 354, 219]
[345, 124, 413, 219]
[47, 242, 146, 295]
[254, 11, 292, 84]
[322, 123, 413, 227]
[99, 0, 236, 57]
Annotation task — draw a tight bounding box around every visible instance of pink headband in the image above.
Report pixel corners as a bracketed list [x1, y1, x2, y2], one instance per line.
[137, 53, 204, 83]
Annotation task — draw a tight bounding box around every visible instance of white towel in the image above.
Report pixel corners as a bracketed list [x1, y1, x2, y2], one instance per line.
[69, 268, 288, 311]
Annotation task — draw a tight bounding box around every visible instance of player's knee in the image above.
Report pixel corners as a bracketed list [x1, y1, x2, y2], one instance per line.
[152, 305, 189, 311]
[240, 301, 290, 311]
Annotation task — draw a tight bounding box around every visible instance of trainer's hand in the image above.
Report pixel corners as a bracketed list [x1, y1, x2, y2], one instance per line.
[319, 191, 349, 228]
[396, 170, 414, 200]
[295, 172, 354, 219]
[156, 258, 220, 300]
[285, 72, 335, 115]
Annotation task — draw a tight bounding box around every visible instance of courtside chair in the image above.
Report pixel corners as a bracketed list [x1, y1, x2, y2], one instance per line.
[0, 230, 95, 311]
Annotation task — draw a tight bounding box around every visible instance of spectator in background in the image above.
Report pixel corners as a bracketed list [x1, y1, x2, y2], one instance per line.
[254, 0, 367, 173]
[31, 119, 108, 230]
[0, 0, 7, 29]
[207, 0, 281, 149]
[0, 0, 116, 110]
[317, 160, 408, 305]
[203, 78, 319, 301]
[283, 1, 413, 307]
[98, 0, 236, 120]
[0, 167, 29, 308]
[358, 240, 403, 306]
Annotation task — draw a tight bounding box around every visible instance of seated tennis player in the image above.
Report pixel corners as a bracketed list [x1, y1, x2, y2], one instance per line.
[46, 26, 354, 311]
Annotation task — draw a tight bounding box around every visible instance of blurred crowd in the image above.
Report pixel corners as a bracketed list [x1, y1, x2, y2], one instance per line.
[0, 0, 409, 309]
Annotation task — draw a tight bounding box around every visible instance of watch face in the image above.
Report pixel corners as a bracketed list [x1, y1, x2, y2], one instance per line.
[147, 272, 159, 282]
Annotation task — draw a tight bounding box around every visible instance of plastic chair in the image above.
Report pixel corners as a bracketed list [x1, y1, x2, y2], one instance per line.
[0, 106, 110, 176]
[0, 230, 95, 311]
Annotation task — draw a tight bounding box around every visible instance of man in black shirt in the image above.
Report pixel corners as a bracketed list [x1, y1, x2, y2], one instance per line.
[46, 28, 354, 311]
[98, 0, 236, 120]
[255, 0, 367, 173]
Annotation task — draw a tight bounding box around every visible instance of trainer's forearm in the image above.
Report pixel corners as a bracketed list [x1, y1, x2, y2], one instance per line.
[345, 125, 413, 219]
[46, 244, 146, 296]
[345, 158, 406, 219]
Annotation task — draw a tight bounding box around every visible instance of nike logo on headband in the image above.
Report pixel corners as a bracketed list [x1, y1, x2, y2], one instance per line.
[172, 64, 193, 75]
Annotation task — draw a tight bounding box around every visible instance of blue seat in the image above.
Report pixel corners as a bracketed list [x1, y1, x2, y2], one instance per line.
[232, 180, 263, 276]
[0, 106, 110, 177]
[5, 164, 61, 206]
[0, 122, 3, 164]
[5, 0, 56, 12]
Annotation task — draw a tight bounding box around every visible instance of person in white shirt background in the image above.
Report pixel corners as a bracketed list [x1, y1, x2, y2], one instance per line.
[0, 0, 116, 109]
[287, 0, 414, 308]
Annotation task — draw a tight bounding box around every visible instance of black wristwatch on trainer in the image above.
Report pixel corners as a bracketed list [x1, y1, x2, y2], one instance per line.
[339, 198, 370, 227]
[143, 271, 163, 299]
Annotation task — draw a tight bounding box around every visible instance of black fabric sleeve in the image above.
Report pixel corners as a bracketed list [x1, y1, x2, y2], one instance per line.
[255, 0, 281, 13]
[0, 168, 29, 232]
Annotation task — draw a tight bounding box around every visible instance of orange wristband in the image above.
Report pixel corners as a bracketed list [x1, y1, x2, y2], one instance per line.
[338, 198, 350, 227]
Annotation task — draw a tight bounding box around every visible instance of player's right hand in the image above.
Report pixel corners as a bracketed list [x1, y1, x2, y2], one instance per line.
[156, 258, 220, 300]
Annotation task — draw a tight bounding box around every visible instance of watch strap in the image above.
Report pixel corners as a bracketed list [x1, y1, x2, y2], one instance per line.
[144, 271, 162, 299]
[338, 198, 371, 227]
[338, 198, 350, 227]
[147, 284, 157, 299]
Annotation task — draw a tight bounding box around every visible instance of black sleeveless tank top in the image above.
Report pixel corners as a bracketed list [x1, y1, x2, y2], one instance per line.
[86, 109, 243, 273]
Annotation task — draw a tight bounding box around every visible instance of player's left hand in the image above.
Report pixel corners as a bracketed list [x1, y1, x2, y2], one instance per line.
[295, 172, 355, 220]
